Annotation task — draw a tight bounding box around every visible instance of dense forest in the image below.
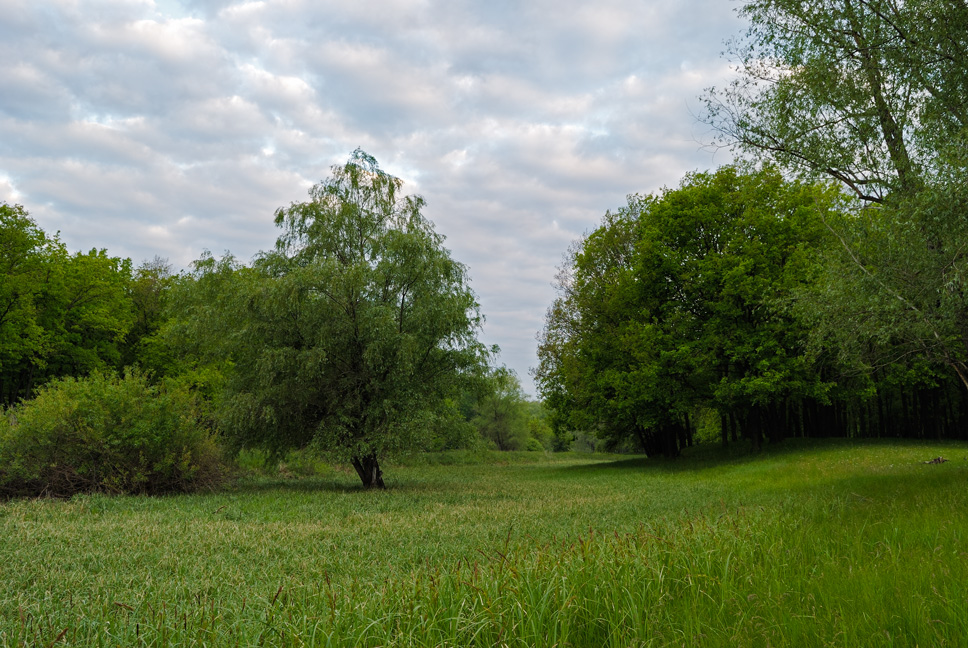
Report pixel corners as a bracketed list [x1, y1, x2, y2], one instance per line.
[2, 0, 968, 494]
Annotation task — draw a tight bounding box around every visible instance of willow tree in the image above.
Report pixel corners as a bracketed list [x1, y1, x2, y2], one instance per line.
[180, 151, 487, 488]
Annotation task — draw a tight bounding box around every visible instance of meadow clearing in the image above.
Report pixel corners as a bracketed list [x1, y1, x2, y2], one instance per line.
[2, 439, 967, 647]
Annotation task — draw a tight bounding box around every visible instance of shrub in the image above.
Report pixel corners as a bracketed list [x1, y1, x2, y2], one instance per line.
[525, 437, 545, 452]
[0, 371, 225, 498]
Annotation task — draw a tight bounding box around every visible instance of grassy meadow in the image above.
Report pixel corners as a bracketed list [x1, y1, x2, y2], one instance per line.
[3, 440, 968, 646]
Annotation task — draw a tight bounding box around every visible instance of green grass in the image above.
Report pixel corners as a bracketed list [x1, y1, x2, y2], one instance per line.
[3, 440, 968, 646]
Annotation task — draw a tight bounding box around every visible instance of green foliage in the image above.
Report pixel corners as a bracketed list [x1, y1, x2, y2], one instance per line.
[120, 256, 178, 376]
[705, 0, 968, 401]
[0, 203, 137, 405]
[706, 0, 968, 202]
[537, 166, 837, 454]
[172, 151, 488, 487]
[435, 367, 552, 452]
[798, 175, 968, 390]
[470, 366, 531, 450]
[525, 400, 555, 450]
[423, 397, 483, 452]
[0, 371, 224, 497]
[41, 248, 135, 378]
[0, 204, 55, 397]
[523, 436, 544, 452]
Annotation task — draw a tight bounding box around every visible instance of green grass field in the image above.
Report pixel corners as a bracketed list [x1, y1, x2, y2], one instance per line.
[3, 440, 968, 646]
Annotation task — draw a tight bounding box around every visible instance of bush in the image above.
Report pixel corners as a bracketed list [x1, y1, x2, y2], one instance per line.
[525, 437, 545, 452]
[0, 371, 225, 498]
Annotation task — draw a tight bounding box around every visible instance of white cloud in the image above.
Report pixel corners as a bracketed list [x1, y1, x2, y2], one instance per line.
[0, 174, 22, 203]
[0, 0, 744, 393]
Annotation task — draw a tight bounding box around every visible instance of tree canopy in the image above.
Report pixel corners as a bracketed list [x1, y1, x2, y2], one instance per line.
[704, 0, 968, 400]
[705, 0, 968, 202]
[536, 166, 838, 455]
[1, 203, 136, 405]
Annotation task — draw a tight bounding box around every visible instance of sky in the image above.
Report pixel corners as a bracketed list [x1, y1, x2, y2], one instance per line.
[0, 0, 744, 396]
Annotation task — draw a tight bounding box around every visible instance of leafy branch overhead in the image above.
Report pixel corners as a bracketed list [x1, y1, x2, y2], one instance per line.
[704, 0, 968, 202]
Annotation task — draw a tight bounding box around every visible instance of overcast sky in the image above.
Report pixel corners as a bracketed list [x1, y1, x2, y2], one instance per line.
[1, 0, 743, 395]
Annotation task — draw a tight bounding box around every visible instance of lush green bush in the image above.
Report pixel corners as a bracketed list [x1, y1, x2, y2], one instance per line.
[0, 371, 225, 497]
[525, 436, 545, 452]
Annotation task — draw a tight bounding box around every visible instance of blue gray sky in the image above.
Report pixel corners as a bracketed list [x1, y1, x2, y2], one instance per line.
[0, 0, 743, 395]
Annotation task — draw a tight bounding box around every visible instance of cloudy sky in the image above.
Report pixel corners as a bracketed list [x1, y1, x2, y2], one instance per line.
[1, 0, 743, 395]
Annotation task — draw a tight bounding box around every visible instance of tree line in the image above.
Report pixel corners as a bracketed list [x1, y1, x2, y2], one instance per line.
[1, 152, 553, 494]
[0, 203, 171, 406]
[536, 0, 968, 456]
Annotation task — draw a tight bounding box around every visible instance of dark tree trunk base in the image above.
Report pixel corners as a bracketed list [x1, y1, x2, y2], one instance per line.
[352, 454, 385, 489]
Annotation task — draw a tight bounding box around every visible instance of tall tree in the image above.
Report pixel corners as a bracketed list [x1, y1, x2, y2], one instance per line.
[796, 175, 968, 391]
[0, 204, 55, 403]
[536, 167, 835, 454]
[177, 150, 488, 488]
[705, 0, 968, 202]
[40, 249, 134, 380]
[705, 0, 968, 395]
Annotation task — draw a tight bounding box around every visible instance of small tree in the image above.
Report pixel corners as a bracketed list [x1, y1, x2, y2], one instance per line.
[185, 150, 487, 488]
[472, 367, 531, 451]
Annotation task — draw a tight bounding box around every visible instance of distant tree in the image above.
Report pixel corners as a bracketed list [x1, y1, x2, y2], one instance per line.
[176, 151, 488, 487]
[472, 366, 531, 451]
[524, 399, 555, 450]
[423, 396, 480, 451]
[120, 256, 176, 376]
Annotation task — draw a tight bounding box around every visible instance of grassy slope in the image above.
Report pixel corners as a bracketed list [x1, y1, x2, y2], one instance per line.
[2, 440, 967, 646]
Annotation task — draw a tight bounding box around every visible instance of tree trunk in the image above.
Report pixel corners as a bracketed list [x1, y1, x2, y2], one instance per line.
[351, 453, 385, 489]
[844, 0, 919, 194]
[766, 402, 785, 444]
[681, 413, 694, 449]
[746, 407, 763, 452]
[662, 423, 680, 459]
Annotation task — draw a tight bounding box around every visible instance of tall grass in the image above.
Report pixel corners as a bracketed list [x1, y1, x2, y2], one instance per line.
[2, 439, 967, 646]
